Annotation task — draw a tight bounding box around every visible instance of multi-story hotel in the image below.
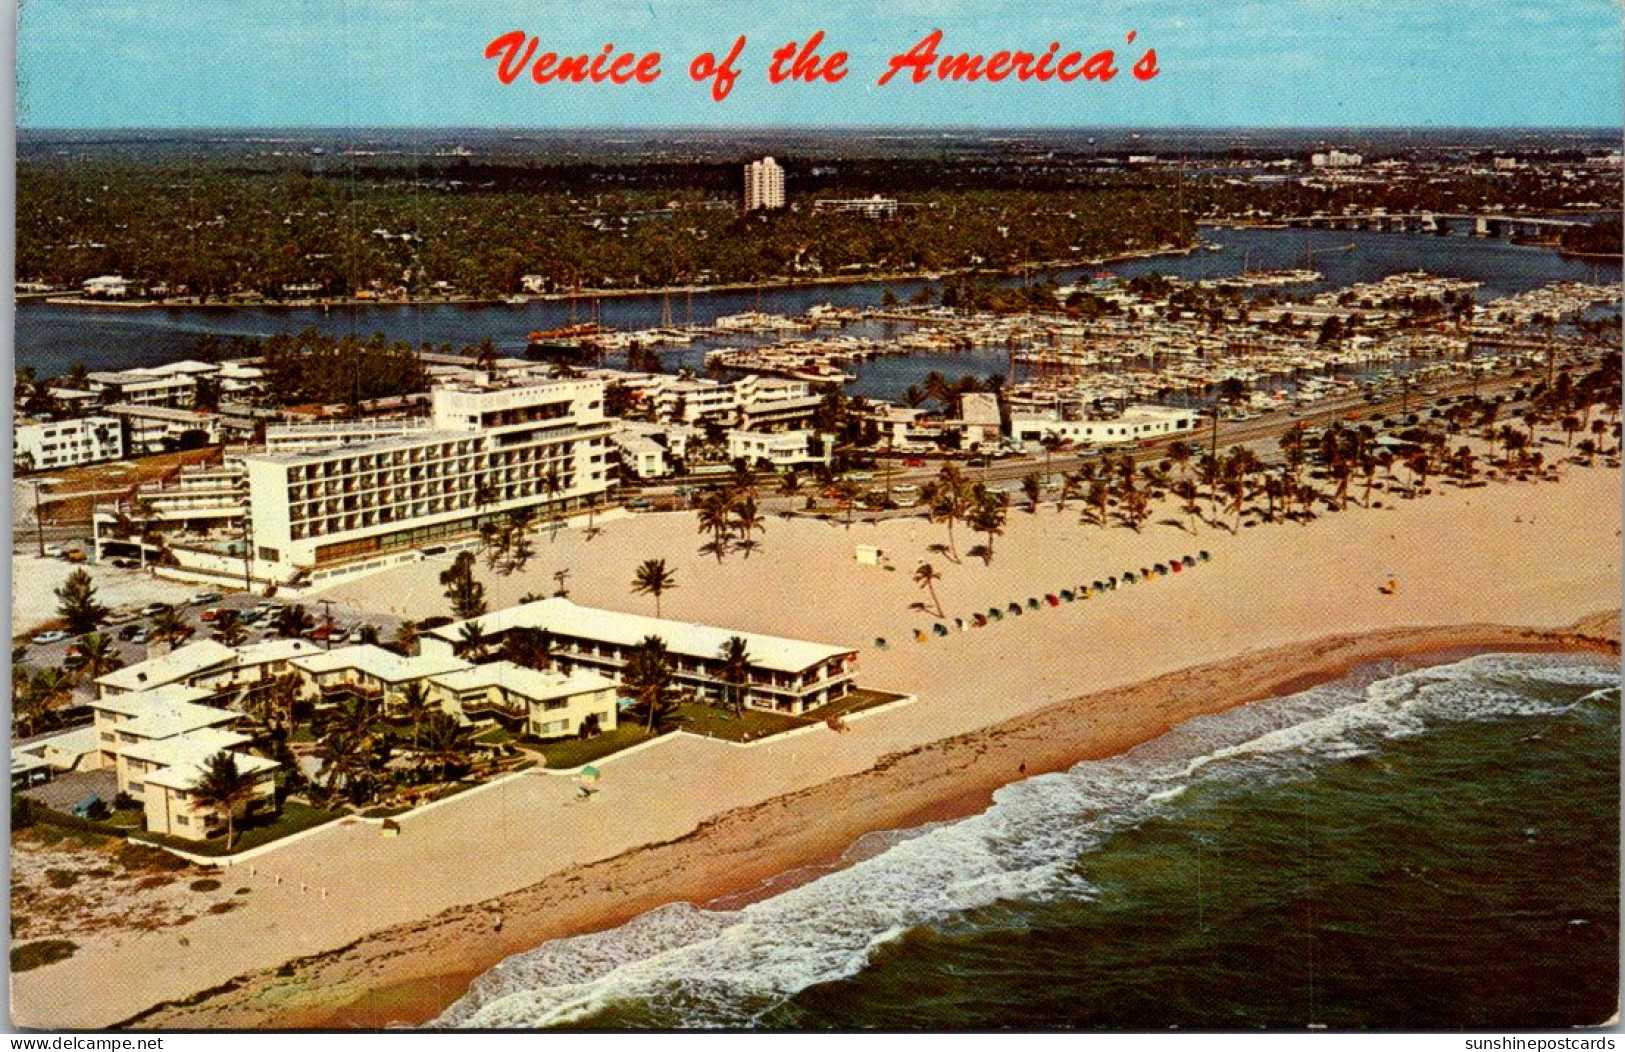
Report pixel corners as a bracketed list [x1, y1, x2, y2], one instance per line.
[241, 376, 614, 578]
[742, 156, 785, 211]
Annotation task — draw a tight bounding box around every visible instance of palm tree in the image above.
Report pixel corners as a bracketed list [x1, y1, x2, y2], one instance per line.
[696, 488, 734, 562]
[149, 608, 190, 649]
[419, 711, 475, 780]
[15, 667, 73, 738]
[631, 558, 677, 617]
[1038, 432, 1065, 487]
[274, 603, 315, 640]
[730, 495, 766, 557]
[192, 751, 259, 849]
[315, 725, 371, 803]
[1021, 473, 1041, 514]
[623, 635, 678, 732]
[396, 681, 436, 747]
[966, 489, 1008, 564]
[76, 632, 124, 681]
[455, 620, 488, 660]
[392, 620, 420, 656]
[211, 610, 247, 648]
[924, 464, 967, 562]
[718, 636, 752, 716]
[913, 562, 945, 618]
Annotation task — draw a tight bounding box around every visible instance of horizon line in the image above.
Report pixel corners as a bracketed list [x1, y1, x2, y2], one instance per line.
[17, 123, 1625, 135]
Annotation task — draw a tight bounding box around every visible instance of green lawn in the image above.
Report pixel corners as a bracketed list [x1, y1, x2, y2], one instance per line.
[536, 723, 656, 770]
[133, 800, 345, 857]
[815, 687, 911, 721]
[675, 702, 807, 742]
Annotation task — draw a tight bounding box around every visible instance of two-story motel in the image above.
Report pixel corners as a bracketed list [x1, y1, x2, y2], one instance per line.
[421, 598, 858, 715]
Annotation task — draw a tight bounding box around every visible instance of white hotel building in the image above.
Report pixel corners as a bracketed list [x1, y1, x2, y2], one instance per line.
[742, 156, 785, 211]
[242, 376, 614, 578]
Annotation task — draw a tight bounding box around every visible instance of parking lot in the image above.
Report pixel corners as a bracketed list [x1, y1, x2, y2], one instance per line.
[14, 557, 411, 676]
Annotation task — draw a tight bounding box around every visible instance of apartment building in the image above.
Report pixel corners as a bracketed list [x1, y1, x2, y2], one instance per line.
[105, 403, 223, 454]
[13, 415, 124, 471]
[742, 156, 785, 211]
[421, 598, 859, 715]
[727, 428, 832, 471]
[87, 361, 211, 408]
[242, 377, 614, 577]
[425, 662, 618, 738]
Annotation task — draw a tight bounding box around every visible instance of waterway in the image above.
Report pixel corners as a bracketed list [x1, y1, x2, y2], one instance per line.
[15, 227, 1619, 402]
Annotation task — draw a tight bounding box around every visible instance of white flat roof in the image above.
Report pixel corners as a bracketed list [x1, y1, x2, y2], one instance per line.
[116, 700, 240, 742]
[428, 661, 615, 703]
[118, 726, 252, 769]
[427, 598, 854, 674]
[129, 731, 280, 792]
[291, 644, 471, 683]
[228, 638, 323, 667]
[91, 682, 214, 717]
[97, 641, 238, 694]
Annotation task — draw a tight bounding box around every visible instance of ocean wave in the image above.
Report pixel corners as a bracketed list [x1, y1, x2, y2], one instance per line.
[434, 652, 1617, 1029]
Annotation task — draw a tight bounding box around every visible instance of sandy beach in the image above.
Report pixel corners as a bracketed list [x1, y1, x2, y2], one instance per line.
[10, 459, 1620, 1030]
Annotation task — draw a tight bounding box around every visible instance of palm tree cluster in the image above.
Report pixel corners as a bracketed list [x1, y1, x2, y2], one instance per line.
[695, 480, 767, 562]
[479, 507, 537, 576]
[921, 464, 1011, 565]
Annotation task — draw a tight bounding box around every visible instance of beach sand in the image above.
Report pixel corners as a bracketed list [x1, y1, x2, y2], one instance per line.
[11, 462, 1620, 1029]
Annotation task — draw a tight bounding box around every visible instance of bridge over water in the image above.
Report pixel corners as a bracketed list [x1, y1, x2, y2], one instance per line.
[1278, 213, 1595, 238]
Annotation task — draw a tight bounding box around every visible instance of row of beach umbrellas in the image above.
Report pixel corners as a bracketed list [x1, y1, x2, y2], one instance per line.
[873, 551, 1212, 649]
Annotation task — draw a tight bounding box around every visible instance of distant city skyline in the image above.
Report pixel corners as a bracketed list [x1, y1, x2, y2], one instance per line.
[16, 1, 1625, 130]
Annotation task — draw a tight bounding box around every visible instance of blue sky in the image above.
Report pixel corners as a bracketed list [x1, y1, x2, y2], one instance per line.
[16, 0, 1624, 128]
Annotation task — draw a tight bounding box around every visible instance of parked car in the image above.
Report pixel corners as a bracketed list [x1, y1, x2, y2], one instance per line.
[200, 608, 221, 622]
[111, 558, 140, 569]
[117, 624, 144, 641]
[139, 603, 172, 617]
[127, 628, 151, 645]
[31, 630, 69, 645]
[65, 549, 86, 563]
[191, 591, 223, 604]
[42, 544, 65, 558]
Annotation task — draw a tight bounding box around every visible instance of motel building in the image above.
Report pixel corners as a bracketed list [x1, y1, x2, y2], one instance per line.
[283, 643, 619, 739]
[422, 598, 859, 715]
[120, 728, 279, 841]
[425, 663, 619, 739]
[1008, 405, 1196, 448]
[87, 683, 281, 842]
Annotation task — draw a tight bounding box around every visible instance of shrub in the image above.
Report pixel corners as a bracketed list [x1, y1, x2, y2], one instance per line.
[118, 843, 189, 873]
[11, 797, 34, 830]
[11, 940, 77, 973]
[44, 869, 79, 890]
[189, 878, 222, 893]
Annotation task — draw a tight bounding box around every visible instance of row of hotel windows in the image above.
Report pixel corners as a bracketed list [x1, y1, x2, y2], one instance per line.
[286, 440, 483, 481]
[288, 463, 588, 524]
[288, 474, 588, 540]
[286, 451, 580, 505]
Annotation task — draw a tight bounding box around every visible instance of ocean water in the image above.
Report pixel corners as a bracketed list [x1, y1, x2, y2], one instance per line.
[433, 652, 1620, 1031]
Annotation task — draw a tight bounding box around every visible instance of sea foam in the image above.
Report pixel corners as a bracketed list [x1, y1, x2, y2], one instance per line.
[434, 652, 1617, 1029]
